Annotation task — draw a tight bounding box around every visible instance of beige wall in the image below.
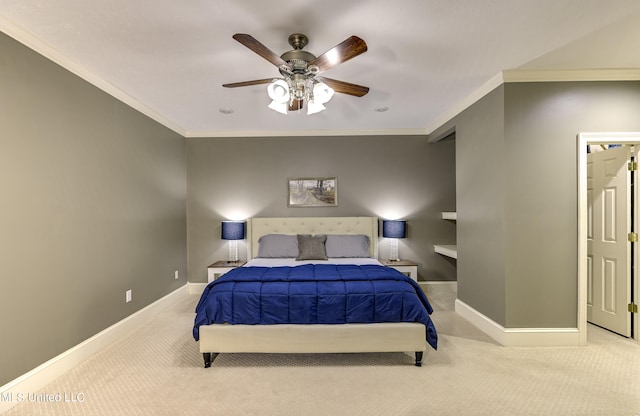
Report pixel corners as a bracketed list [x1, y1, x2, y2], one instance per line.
[0, 33, 187, 385]
[186, 136, 457, 283]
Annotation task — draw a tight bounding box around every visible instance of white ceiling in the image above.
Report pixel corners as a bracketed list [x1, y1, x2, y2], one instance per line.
[2, 0, 640, 137]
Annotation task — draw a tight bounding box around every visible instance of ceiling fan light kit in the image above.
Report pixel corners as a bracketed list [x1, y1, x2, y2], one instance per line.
[223, 33, 369, 116]
[266, 76, 333, 115]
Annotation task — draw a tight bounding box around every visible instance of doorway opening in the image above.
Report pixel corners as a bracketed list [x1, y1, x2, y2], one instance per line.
[578, 132, 639, 345]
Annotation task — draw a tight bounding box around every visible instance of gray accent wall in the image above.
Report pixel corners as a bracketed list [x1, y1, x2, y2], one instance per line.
[503, 81, 640, 327]
[0, 32, 187, 386]
[186, 136, 456, 283]
[431, 80, 640, 328]
[453, 87, 507, 326]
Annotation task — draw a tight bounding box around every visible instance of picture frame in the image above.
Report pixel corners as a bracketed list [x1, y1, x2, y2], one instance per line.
[288, 177, 338, 207]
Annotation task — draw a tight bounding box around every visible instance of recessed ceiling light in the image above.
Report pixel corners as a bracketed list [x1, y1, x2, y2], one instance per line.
[219, 108, 234, 115]
[374, 106, 389, 113]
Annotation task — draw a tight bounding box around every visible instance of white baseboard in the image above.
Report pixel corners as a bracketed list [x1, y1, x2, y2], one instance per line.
[0, 284, 189, 415]
[188, 282, 207, 295]
[455, 299, 583, 347]
[419, 280, 457, 288]
[419, 280, 457, 295]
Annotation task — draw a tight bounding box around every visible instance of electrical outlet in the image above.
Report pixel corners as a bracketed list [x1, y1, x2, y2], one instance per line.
[125, 289, 132, 303]
[174, 270, 179, 280]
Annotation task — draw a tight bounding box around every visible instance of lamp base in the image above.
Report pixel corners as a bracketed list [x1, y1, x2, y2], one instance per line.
[389, 238, 400, 263]
[229, 240, 239, 262]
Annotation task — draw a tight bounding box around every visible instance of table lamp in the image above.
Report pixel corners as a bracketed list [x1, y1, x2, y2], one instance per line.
[221, 221, 245, 262]
[382, 220, 406, 261]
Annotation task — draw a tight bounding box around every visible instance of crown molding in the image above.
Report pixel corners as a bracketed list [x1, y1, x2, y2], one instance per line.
[185, 128, 429, 138]
[425, 72, 505, 135]
[193, 67, 640, 139]
[426, 68, 640, 135]
[0, 16, 187, 137]
[502, 68, 640, 83]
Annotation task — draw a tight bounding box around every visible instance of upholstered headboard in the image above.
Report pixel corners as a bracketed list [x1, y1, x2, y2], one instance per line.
[247, 217, 379, 259]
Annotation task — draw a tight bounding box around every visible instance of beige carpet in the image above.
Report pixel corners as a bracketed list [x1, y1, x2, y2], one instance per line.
[3, 285, 640, 416]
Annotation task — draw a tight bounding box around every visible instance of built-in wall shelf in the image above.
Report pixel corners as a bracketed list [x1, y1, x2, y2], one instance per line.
[435, 211, 457, 259]
[434, 244, 458, 259]
[441, 211, 457, 220]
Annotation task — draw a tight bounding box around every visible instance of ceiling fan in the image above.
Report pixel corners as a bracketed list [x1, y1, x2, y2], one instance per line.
[223, 33, 369, 114]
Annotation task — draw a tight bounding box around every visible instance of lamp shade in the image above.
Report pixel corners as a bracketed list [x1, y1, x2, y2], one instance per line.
[221, 221, 245, 240]
[382, 220, 406, 239]
[267, 79, 290, 103]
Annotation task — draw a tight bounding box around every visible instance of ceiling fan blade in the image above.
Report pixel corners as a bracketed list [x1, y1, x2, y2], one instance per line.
[223, 78, 274, 88]
[309, 36, 368, 72]
[319, 77, 369, 97]
[232, 34, 287, 67]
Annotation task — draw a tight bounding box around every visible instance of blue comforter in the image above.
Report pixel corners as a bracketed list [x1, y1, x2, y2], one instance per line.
[193, 264, 437, 350]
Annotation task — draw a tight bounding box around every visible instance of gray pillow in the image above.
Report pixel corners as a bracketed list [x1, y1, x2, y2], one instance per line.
[296, 234, 328, 260]
[325, 234, 370, 258]
[257, 234, 298, 258]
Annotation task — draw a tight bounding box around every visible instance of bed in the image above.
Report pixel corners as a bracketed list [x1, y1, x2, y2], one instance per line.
[193, 217, 437, 367]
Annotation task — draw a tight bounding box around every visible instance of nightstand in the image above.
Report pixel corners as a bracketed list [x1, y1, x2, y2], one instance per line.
[381, 259, 418, 281]
[207, 260, 246, 283]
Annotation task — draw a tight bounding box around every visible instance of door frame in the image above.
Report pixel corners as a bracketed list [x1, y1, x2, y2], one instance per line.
[578, 132, 639, 344]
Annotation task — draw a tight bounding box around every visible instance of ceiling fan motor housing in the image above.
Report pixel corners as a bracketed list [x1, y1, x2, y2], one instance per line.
[280, 50, 316, 75]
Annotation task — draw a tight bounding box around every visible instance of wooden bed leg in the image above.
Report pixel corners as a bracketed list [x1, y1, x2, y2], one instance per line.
[203, 352, 212, 368]
[414, 351, 423, 367]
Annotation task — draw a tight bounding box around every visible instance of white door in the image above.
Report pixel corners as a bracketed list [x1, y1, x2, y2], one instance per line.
[587, 145, 632, 337]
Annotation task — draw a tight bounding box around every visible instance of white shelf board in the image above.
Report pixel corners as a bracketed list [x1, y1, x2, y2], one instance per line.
[441, 212, 457, 220]
[434, 244, 457, 259]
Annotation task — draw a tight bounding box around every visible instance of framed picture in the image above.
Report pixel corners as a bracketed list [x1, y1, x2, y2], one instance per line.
[288, 177, 338, 207]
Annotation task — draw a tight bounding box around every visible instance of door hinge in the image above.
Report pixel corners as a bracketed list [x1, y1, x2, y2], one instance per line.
[628, 161, 638, 171]
[628, 232, 638, 243]
[629, 303, 638, 314]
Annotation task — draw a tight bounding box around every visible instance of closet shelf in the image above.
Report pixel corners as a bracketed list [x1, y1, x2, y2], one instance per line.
[435, 211, 457, 259]
[441, 211, 457, 220]
[434, 244, 457, 259]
